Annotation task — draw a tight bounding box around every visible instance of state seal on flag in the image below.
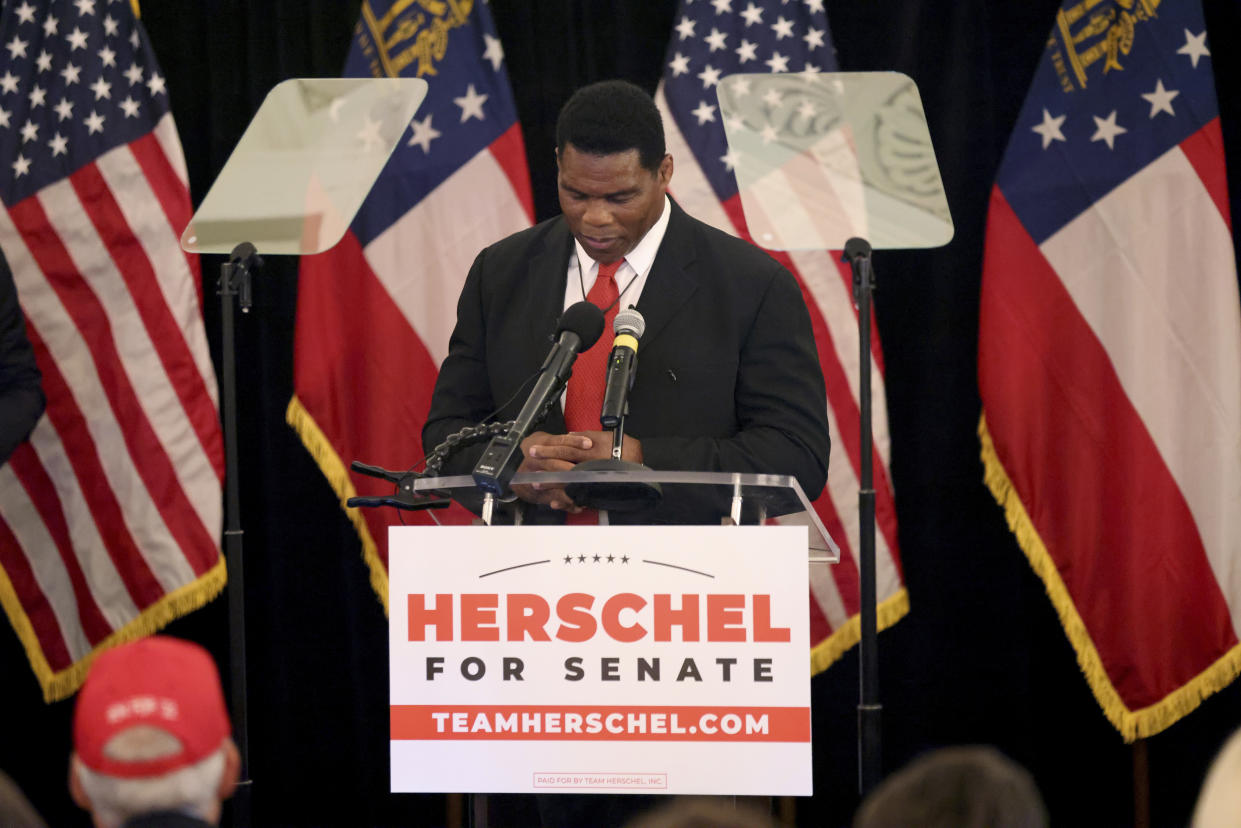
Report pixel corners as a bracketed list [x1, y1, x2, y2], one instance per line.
[358, 0, 474, 78]
[1050, 0, 1162, 91]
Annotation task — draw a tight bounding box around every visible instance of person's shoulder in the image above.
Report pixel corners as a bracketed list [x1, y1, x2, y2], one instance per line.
[670, 201, 787, 275]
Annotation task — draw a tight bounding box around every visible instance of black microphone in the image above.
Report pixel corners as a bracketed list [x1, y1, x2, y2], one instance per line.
[599, 307, 645, 429]
[472, 301, 605, 497]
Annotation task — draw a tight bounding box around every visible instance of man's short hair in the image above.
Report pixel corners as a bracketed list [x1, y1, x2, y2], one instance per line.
[556, 79, 666, 171]
[73, 747, 227, 828]
[853, 745, 1047, 828]
[623, 798, 778, 828]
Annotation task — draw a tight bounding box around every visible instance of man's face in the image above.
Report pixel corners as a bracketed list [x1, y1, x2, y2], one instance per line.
[557, 144, 673, 265]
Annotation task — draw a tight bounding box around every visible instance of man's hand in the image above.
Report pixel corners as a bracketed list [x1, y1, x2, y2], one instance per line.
[511, 430, 644, 511]
[549, 431, 643, 465]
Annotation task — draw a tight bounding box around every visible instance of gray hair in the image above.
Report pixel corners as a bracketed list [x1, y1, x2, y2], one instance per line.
[73, 728, 228, 828]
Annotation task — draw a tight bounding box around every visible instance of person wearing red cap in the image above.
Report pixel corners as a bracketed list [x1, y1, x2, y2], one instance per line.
[69, 636, 240, 828]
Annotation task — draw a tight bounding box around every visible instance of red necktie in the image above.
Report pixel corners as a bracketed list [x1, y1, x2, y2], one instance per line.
[563, 259, 621, 432]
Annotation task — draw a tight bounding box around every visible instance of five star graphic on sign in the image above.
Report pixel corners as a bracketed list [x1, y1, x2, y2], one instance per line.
[563, 554, 629, 565]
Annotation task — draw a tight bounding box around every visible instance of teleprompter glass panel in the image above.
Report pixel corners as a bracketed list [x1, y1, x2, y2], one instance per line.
[181, 77, 427, 255]
[717, 71, 953, 251]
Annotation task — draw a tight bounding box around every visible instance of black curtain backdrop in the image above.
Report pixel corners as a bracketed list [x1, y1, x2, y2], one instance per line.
[3, 1, 1240, 826]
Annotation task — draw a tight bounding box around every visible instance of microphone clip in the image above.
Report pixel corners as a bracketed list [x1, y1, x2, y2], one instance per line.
[345, 461, 452, 512]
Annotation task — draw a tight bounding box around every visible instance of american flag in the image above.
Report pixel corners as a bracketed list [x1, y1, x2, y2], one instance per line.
[979, 0, 1240, 739]
[290, 0, 533, 601]
[657, 0, 907, 671]
[0, 0, 224, 701]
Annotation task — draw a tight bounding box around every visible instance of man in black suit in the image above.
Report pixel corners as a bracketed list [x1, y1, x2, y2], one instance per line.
[423, 79, 830, 524]
[0, 249, 45, 465]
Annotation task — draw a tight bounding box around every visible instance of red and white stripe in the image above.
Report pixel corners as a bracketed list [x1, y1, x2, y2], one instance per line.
[293, 124, 534, 572]
[365, 125, 535, 368]
[657, 87, 905, 659]
[979, 118, 1240, 712]
[0, 113, 222, 690]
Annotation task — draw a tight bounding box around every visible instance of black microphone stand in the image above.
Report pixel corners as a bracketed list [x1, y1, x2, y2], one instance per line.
[562, 408, 661, 513]
[842, 237, 881, 797]
[565, 397, 662, 512]
[217, 241, 260, 827]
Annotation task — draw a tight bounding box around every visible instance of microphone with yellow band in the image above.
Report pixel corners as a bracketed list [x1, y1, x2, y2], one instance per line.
[599, 306, 646, 429]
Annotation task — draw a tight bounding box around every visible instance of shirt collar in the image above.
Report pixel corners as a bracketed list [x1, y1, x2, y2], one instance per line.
[572, 194, 671, 279]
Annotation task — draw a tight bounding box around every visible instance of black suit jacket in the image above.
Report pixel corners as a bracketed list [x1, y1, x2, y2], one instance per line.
[0, 249, 44, 465]
[422, 200, 830, 523]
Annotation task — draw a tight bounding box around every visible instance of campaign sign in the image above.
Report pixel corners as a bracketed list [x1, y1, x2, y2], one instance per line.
[389, 525, 812, 795]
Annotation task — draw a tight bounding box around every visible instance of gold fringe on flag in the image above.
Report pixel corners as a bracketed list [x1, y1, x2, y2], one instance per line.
[810, 588, 910, 677]
[978, 412, 1241, 741]
[286, 394, 390, 611]
[0, 556, 226, 703]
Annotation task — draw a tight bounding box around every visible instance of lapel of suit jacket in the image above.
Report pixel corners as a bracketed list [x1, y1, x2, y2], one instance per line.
[523, 218, 575, 352]
[635, 199, 699, 350]
[519, 218, 574, 431]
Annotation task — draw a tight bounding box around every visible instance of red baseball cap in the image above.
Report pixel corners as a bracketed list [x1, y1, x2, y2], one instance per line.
[73, 636, 231, 779]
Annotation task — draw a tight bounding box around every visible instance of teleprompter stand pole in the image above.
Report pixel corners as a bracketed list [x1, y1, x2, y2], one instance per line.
[218, 242, 261, 827]
[843, 237, 881, 797]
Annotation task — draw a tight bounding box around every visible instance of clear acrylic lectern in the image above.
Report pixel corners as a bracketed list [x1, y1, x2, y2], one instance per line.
[411, 469, 840, 563]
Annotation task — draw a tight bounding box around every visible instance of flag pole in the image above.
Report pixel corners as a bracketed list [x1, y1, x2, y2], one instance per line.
[844, 237, 882, 796]
[218, 242, 260, 828]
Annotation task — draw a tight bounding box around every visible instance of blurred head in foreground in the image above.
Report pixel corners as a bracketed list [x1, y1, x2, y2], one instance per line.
[623, 797, 779, 828]
[1192, 726, 1241, 828]
[854, 745, 1047, 828]
[70, 636, 239, 828]
[1, 769, 49, 828]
